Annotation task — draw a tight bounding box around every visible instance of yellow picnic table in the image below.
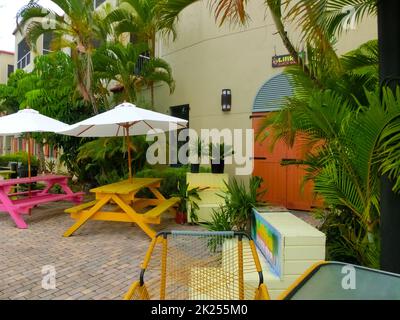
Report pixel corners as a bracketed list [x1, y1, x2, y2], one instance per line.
[63, 178, 180, 239]
[0, 170, 15, 179]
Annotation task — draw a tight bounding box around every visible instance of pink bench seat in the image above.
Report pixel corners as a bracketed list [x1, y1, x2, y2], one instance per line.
[15, 192, 83, 207]
[0, 192, 84, 213]
[0, 175, 84, 228]
[7, 190, 42, 197]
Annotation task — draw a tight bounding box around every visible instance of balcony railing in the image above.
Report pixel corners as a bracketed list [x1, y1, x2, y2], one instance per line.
[135, 53, 150, 75]
[17, 52, 31, 70]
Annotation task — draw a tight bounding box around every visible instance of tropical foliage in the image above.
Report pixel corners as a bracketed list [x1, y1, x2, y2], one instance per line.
[172, 180, 201, 222]
[2, 0, 178, 184]
[0, 52, 90, 173]
[0, 70, 28, 114]
[106, 0, 177, 105]
[93, 42, 174, 103]
[158, 0, 394, 266]
[76, 136, 149, 186]
[17, 0, 116, 113]
[17, 0, 175, 109]
[207, 176, 266, 232]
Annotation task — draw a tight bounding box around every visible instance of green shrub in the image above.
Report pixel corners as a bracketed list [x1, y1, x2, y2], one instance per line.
[205, 176, 266, 232]
[135, 166, 189, 198]
[75, 137, 149, 186]
[0, 152, 39, 167]
[172, 180, 201, 222]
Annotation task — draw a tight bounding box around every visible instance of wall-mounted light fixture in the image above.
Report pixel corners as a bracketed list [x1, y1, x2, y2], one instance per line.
[221, 89, 232, 112]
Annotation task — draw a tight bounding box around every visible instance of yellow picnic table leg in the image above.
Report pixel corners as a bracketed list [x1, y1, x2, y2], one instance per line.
[111, 194, 157, 239]
[149, 187, 166, 201]
[63, 195, 112, 237]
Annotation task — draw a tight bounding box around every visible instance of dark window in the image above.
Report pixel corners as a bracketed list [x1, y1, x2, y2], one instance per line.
[17, 38, 29, 60]
[94, 0, 106, 8]
[169, 105, 190, 167]
[17, 38, 31, 69]
[129, 34, 150, 75]
[7, 65, 14, 77]
[43, 32, 53, 55]
[130, 33, 138, 44]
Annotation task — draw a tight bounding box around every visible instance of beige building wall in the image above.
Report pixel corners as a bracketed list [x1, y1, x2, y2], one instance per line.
[0, 51, 14, 84]
[153, 1, 377, 176]
[0, 51, 15, 155]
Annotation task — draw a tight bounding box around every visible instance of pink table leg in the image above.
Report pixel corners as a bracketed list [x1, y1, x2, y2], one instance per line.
[0, 187, 28, 229]
[41, 178, 83, 204]
[57, 178, 83, 204]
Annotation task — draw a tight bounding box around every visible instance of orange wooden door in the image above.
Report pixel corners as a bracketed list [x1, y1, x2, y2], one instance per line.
[285, 133, 320, 210]
[252, 114, 287, 206]
[252, 113, 320, 211]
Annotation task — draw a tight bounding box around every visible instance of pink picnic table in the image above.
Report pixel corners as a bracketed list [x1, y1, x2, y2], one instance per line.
[0, 175, 84, 229]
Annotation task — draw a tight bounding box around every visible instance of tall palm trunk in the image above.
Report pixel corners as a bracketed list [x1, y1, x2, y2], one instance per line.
[149, 35, 156, 107]
[269, 5, 318, 85]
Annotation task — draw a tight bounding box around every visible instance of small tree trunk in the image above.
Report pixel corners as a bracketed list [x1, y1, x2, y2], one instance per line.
[37, 141, 46, 173]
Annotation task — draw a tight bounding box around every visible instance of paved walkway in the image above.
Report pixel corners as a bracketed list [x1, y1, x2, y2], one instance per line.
[0, 201, 198, 300]
[0, 202, 318, 300]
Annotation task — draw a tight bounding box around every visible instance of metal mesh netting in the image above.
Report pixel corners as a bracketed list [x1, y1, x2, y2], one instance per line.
[128, 231, 264, 300]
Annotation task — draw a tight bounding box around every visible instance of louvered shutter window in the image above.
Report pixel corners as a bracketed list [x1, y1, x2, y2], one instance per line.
[253, 73, 293, 112]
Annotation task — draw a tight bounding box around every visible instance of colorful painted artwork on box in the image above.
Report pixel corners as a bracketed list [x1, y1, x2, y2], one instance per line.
[252, 208, 283, 277]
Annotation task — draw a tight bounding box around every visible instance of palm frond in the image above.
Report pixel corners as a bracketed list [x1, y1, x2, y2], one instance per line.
[287, 0, 377, 42]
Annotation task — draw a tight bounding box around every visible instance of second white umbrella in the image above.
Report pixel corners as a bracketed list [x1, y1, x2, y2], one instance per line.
[58, 102, 188, 179]
[0, 108, 69, 177]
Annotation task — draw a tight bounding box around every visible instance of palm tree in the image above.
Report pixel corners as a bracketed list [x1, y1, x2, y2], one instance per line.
[107, 0, 177, 105]
[93, 42, 174, 103]
[255, 39, 400, 267]
[17, 0, 116, 114]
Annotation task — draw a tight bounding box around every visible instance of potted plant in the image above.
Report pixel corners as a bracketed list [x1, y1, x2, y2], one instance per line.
[173, 180, 201, 224]
[209, 142, 233, 174]
[189, 138, 207, 173]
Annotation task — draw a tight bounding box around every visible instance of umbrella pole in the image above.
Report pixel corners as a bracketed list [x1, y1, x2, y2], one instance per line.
[28, 136, 31, 179]
[27, 134, 32, 199]
[125, 126, 133, 182]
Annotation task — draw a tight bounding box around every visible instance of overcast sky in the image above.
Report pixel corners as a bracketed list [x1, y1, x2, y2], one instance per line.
[0, 0, 63, 52]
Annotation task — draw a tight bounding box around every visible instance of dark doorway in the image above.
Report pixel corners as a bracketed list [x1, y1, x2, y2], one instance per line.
[169, 105, 189, 167]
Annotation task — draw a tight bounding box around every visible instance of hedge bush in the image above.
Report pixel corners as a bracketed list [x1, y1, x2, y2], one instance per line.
[0, 152, 39, 167]
[135, 165, 210, 198]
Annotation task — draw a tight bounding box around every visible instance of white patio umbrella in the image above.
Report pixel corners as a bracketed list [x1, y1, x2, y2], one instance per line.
[57, 102, 188, 180]
[0, 108, 69, 178]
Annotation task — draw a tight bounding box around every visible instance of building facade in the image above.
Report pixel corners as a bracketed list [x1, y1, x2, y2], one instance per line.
[154, 1, 377, 144]
[0, 50, 15, 155]
[0, 50, 14, 84]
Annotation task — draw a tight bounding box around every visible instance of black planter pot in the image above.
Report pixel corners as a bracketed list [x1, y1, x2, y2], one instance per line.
[211, 160, 225, 174]
[190, 164, 200, 173]
[17, 165, 38, 178]
[9, 162, 18, 179]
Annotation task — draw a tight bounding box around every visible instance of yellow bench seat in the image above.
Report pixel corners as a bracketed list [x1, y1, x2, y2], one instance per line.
[141, 197, 180, 219]
[65, 200, 98, 214]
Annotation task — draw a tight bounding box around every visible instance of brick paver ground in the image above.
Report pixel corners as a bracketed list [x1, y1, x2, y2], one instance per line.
[0, 201, 318, 300]
[0, 200, 203, 300]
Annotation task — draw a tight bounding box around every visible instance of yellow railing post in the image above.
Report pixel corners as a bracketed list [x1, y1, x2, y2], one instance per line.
[238, 235, 244, 300]
[160, 234, 168, 300]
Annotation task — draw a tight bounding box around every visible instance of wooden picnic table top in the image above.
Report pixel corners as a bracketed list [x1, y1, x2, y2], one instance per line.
[90, 178, 162, 195]
[0, 170, 15, 175]
[0, 174, 69, 187]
